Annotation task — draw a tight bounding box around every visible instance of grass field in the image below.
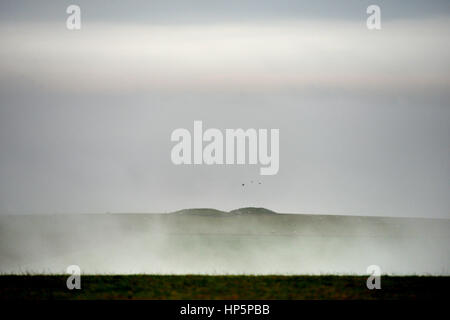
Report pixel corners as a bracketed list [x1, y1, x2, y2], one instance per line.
[1, 275, 449, 300]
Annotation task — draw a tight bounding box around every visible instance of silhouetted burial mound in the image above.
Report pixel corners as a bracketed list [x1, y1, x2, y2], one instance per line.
[228, 207, 277, 215]
[171, 207, 277, 216]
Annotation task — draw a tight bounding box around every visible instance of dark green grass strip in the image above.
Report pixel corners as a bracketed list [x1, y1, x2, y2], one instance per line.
[1, 275, 449, 300]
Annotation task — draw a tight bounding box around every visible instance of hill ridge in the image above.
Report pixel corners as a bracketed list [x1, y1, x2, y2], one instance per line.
[171, 207, 277, 216]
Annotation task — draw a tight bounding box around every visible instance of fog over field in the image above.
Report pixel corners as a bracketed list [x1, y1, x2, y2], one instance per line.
[1, 209, 449, 275]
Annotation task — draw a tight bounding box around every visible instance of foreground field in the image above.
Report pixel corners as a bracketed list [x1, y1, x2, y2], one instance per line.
[1, 210, 449, 275]
[1, 275, 449, 300]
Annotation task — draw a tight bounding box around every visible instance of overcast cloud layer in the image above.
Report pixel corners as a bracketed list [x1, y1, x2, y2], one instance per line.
[0, 1, 449, 217]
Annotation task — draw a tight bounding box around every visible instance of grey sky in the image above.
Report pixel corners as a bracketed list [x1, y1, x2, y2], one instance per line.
[1, 0, 450, 22]
[0, 1, 449, 217]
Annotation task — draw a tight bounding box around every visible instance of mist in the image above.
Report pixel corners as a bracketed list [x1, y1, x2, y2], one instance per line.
[1, 211, 449, 275]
